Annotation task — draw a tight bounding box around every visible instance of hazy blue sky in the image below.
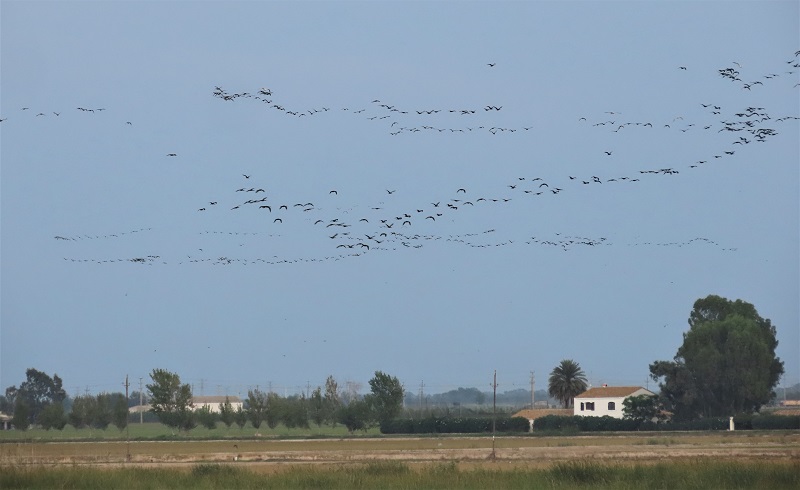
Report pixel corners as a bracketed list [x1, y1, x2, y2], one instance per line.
[2, 1, 798, 399]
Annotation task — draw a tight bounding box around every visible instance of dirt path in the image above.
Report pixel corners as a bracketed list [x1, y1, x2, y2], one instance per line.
[2, 432, 798, 470]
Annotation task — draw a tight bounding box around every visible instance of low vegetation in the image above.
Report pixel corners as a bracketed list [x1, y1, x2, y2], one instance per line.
[2, 460, 798, 489]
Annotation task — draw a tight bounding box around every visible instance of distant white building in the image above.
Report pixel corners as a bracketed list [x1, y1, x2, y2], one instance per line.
[574, 386, 655, 419]
[191, 396, 243, 413]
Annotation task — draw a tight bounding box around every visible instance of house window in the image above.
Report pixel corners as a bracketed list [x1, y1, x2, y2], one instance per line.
[580, 402, 584, 411]
[608, 401, 616, 411]
[586, 402, 595, 411]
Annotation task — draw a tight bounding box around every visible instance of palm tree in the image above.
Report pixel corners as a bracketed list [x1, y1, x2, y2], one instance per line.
[548, 359, 589, 408]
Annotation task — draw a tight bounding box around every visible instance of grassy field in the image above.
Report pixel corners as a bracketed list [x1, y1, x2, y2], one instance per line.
[2, 459, 799, 489]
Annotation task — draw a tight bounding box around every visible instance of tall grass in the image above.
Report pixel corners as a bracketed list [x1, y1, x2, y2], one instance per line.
[2, 460, 798, 489]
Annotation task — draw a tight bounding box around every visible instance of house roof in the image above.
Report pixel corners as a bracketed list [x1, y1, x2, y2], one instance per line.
[191, 396, 242, 404]
[574, 386, 654, 399]
[513, 409, 573, 420]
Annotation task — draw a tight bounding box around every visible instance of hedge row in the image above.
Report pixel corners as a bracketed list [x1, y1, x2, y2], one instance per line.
[532, 414, 800, 432]
[380, 416, 529, 434]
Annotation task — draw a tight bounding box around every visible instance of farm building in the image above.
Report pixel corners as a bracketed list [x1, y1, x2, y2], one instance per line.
[190, 395, 243, 413]
[574, 386, 655, 419]
[512, 408, 573, 431]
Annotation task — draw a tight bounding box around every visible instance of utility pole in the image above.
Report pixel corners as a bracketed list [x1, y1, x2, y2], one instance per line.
[491, 370, 497, 461]
[530, 371, 535, 409]
[418, 381, 425, 414]
[124, 375, 130, 462]
[139, 378, 143, 424]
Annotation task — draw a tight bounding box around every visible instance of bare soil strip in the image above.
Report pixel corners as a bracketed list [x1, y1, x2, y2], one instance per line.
[2, 432, 798, 470]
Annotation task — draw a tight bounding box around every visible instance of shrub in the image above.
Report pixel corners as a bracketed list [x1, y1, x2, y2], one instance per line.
[380, 416, 528, 434]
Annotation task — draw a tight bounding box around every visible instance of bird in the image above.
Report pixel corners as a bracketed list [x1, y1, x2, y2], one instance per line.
[457, 188, 466, 193]
[330, 190, 338, 195]
[487, 63, 496, 67]
[166, 153, 177, 157]
[273, 218, 282, 223]
[243, 174, 251, 179]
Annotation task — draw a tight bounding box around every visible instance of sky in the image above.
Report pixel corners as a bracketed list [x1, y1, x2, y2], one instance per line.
[1, 1, 798, 400]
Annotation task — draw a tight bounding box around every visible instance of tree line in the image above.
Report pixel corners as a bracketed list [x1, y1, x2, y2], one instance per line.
[0, 369, 130, 431]
[146, 369, 404, 433]
[1, 295, 789, 431]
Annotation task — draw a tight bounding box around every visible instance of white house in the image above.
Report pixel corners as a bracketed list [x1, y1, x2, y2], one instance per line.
[190, 396, 243, 413]
[574, 386, 655, 419]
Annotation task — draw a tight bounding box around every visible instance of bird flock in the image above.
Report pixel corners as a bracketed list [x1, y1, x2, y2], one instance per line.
[26, 52, 798, 266]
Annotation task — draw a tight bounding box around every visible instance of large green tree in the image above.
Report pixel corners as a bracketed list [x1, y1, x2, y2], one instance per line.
[146, 369, 195, 431]
[548, 359, 588, 409]
[11, 399, 30, 431]
[110, 393, 129, 431]
[38, 402, 67, 430]
[650, 295, 784, 420]
[281, 394, 310, 429]
[68, 395, 95, 428]
[218, 397, 235, 428]
[245, 389, 269, 429]
[322, 375, 341, 426]
[365, 371, 404, 425]
[337, 398, 371, 433]
[4, 368, 67, 424]
[622, 394, 661, 423]
[309, 386, 325, 427]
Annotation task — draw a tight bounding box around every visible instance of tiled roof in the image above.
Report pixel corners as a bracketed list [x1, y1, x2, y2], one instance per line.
[512, 409, 573, 420]
[574, 386, 653, 399]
